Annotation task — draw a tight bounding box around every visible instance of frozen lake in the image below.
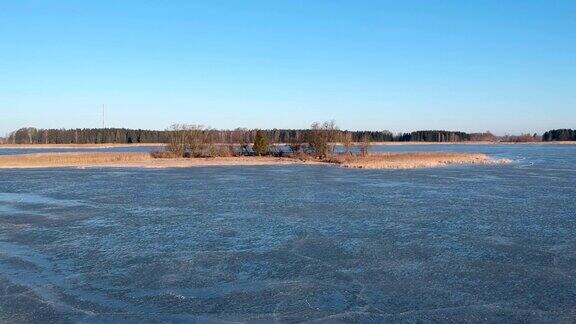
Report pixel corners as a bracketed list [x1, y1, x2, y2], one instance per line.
[0, 144, 575, 322]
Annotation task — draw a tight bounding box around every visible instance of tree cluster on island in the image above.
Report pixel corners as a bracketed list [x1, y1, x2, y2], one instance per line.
[157, 121, 356, 159]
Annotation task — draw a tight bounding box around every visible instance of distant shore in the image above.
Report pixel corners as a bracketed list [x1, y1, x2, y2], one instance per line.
[369, 141, 576, 145]
[0, 152, 510, 170]
[0, 141, 575, 149]
[0, 143, 166, 149]
[0, 153, 322, 169]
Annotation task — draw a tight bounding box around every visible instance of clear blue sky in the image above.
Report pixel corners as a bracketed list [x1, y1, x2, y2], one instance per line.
[1, 0, 575, 135]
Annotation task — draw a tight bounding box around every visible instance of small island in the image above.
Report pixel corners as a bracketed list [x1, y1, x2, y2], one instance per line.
[0, 151, 509, 169]
[0, 122, 512, 170]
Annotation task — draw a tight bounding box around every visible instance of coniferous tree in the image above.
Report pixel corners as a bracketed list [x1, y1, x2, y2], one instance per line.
[253, 130, 269, 156]
[542, 129, 575, 141]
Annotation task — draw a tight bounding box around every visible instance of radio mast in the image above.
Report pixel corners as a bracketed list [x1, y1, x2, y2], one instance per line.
[102, 104, 105, 129]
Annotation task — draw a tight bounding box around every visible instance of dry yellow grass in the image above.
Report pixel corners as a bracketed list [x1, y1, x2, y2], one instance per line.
[0, 151, 510, 169]
[0, 143, 165, 149]
[0, 152, 320, 169]
[325, 152, 510, 169]
[0, 152, 152, 168]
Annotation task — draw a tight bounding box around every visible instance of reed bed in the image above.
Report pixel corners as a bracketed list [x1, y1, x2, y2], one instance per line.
[0, 152, 316, 168]
[324, 152, 509, 169]
[0, 143, 165, 149]
[0, 151, 510, 169]
[0, 152, 152, 168]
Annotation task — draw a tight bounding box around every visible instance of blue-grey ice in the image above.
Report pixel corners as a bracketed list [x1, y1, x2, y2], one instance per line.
[0, 144, 575, 322]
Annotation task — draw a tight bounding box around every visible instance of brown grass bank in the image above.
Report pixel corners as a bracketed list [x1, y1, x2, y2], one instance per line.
[0, 143, 166, 149]
[0, 152, 153, 168]
[0, 152, 510, 169]
[325, 152, 510, 169]
[0, 152, 319, 169]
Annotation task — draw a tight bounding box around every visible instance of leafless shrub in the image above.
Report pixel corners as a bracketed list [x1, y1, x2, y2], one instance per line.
[166, 124, 221, 157]
[211, 145, 235, 158]
[342, 131, 353, 155]
[359, 134, 371, 156]
[288, 132, 305, 154]
[469, 131, 498, 142]
[308, 120, 339, 158]
[223, 145, 237, 157]
[167, 124, 191, 157]
[501, 133, 542, 143]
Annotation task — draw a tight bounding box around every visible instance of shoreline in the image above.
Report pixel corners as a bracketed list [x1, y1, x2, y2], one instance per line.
[0, 153, 324, 169]
[0, 141, 575, 149]
[0, 152, 509, 170]
[327, 152, 510, 169]
[0, 143, 165, 149]
[341, 141, 576, 146]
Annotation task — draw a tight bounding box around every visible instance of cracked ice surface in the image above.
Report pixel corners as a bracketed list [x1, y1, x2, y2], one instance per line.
[0, 144, 575, 322]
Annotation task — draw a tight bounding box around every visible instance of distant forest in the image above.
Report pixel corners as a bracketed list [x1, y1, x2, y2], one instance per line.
[542, 129, 576, 141]
[2, 127, 469, 144]
[5, 128, 170, 145]
[1, 126, 573, 144]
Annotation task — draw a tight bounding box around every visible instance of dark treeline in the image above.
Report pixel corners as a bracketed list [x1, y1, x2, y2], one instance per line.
[397, 130, 470, 142]
[3, 126, 573, 144]
[542, 129, 576, 141]
[6, 127, 475, 144]
[6, 128, 169, 144]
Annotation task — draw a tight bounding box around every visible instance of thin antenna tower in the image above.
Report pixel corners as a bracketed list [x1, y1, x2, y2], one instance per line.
[102, 104, 105, 129]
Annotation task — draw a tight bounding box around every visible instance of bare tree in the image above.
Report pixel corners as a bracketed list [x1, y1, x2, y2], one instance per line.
[470, 131, 497, 142]
[166, 124, 218, 157]
[325, 120, 340, 155]
[26, 128, 37, 144]
[287, 131, 304, 154]
[188, 125, 215, 157]
[235, 128, 252, 155]
[342, 131, 353, 155]
[359, 133, 371, 156]
[308, 120, 339, 158]
[167, 124, 190, 157]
